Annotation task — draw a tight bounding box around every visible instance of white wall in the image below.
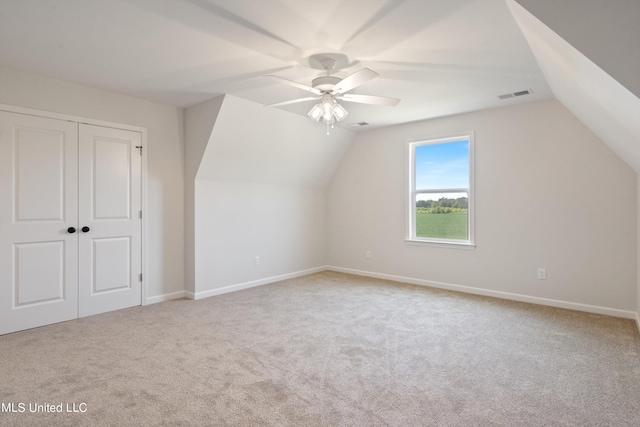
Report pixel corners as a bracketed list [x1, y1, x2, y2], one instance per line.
[507, 0, 640, 327]
[0, 66, 185, 302]
[328, 99, 637, 314]
[183, 96, 225, 294]
[185, 95, 354, 297]
[194, 180, 327, 296]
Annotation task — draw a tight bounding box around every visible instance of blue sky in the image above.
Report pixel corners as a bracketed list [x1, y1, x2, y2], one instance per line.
[415, 140, 469, 192]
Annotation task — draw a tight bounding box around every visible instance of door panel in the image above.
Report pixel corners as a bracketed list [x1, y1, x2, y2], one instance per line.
[78, 124, 141, 317]
[15, 241, 66, 306]
[94, 137, 131, 219]
[0, 111, 79, 335]
[93, 237, 131, 293]
[15, 128, 66, 222]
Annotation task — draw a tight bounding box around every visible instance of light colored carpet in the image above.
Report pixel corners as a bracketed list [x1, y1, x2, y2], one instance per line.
[1, 271, 639, 426]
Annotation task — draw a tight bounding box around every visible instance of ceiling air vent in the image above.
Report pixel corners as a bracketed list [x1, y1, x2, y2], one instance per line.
[349, 122, 370, 127]
[498, 89, 532, 100]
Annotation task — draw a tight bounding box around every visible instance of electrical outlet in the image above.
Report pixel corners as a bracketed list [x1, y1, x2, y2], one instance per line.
[254, 256, 260, 266]
[537, 268, 546, 280]
[365, 250, 372, 259]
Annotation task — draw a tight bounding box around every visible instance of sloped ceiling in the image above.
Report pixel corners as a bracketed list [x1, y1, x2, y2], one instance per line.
[507, 0, 640, 173]
[0, 0, 552, 132]
[514, 0, 640, 98]
[195, 95, 354, 187]
[0, 0, 636, 169]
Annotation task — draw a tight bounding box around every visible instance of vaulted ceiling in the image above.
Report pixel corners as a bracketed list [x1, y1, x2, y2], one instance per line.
[0, 0, 637, 172]
[0, 0, 553, 131]
[507, 0, 640, 173]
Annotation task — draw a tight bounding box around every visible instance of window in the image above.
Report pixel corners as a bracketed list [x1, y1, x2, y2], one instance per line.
[407, 133, 474, 247]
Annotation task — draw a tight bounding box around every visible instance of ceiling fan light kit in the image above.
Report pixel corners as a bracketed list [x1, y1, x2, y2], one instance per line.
[265, 53, 400, 134]
[307, 94, 349, 135]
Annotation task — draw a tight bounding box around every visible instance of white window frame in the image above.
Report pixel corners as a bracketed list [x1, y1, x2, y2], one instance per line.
[406, 132, 475, 249]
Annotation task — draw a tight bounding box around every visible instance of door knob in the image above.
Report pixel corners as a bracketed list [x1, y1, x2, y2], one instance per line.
[81, 226, 90, 233]
[67, 227, 76, 234]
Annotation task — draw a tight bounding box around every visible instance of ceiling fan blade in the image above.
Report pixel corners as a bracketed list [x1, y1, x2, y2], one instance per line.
[331, 68, 379, 94]
[264, 75, 322, 95]
[337, 94, 400, 106]
[264, 97, 319, 108]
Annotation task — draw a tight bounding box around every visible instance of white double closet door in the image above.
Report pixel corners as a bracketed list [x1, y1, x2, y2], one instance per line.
[0, 111, 142, 335]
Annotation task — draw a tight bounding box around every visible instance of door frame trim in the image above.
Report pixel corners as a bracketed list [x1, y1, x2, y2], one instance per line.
[0, 104, 149, 307]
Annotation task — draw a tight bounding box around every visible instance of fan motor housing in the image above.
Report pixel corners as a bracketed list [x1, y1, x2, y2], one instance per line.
[312, 76, 341, 92]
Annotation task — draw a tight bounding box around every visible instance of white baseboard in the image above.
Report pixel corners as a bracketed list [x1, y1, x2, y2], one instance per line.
[147, 266, 640, 328]
[190, 266, 326, 301]
[145, 290, 187, 305]
[327, 266, 638, 320]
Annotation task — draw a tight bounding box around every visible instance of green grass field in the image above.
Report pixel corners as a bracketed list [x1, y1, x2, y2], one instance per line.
[416, 213, 468, 240]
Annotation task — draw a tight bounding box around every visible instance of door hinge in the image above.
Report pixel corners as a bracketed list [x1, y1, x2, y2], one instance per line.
[135, 145, 143, 156]
[139, 273, 143, 281]
[139, 210, 142, 219]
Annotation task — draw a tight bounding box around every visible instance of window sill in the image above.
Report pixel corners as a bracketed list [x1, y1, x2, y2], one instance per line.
[405, 239, 476, 250]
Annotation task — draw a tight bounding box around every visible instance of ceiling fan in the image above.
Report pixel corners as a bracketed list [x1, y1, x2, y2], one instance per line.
[264, 54, 400, 134]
